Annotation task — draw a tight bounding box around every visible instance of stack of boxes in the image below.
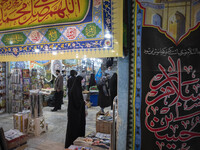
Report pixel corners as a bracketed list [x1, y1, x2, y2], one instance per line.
[13, 110, 31, 133]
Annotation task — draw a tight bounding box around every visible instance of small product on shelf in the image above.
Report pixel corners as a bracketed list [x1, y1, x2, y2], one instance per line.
[31, 69, 39, 90]
[22, 69, 31, 109]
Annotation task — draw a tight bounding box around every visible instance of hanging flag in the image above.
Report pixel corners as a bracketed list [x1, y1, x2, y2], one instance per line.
[132, 1, 200, 150]
[95, 68, 102, 84]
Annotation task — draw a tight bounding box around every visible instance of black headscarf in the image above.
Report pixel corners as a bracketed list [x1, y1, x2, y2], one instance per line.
[89, 73, 96, 89]
[70, 70, 77, 77]
[70, 76, 84, 109]
[67, 70, 77, 89]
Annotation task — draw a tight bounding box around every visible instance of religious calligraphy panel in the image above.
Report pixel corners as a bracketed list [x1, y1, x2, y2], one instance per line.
[133, 1, 200, 150]
[0, 0, 91, 31]
[0, 0, 123, 61]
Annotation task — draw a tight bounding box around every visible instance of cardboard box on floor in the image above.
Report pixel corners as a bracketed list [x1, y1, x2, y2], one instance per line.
[4, 129, 28, 150]
[13, 111, 31, 133]
[7, 135, 28, 150]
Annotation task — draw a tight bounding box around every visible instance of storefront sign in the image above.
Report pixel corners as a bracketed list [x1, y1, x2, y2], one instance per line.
[0, 0, 90, 31]
[0, 0, 123, 61]
[133, 1, 200, 150]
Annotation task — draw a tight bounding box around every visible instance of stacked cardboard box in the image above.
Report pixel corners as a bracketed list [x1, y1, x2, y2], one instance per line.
[4, 129, 28, 150]
[13, 111, 31, 133]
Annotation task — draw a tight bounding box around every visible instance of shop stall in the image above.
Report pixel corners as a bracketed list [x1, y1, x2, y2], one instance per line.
[0, 0, 123, 149]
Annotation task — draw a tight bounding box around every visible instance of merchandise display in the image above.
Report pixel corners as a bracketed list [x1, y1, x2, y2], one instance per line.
[31, 69, 40, 90]
[73, 132, 111, 150]
[68, 145, 92, 150]
[0, 62, 6, 113]
[39, 88, 55, 107]
[10, 69, 23, 113]
[30, 90, 43, 118]
[39, 88, 55, 95]
[22, 69, 31, 109]
[28, 90, 47, 136]
[0, 58, 115, 149]
[89, 86, 98, 92]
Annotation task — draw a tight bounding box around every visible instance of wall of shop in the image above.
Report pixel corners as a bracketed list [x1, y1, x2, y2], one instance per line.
[116, 56, 129, 150]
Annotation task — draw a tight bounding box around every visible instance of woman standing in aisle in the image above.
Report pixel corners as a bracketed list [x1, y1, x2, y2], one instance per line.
[109, 73, 117, 110]
[97, 76, 111, 113]
[88, 73, 96, 90]
[65, 71, 86, 148]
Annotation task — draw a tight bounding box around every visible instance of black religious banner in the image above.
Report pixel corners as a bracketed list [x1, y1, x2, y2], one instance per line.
[133, 1, 200, 150]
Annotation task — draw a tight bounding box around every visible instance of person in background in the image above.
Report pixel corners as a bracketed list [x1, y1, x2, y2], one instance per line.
[109, 73, 117, 109]
[80, 70, 86, 90]
[51, 70, 63, 112]
[62, 70, 66, 77]
[105, 66, 112, 79]
[65, 75, 86, 148]
[88, 73, 96, 90]
[97, 76, 111, 114]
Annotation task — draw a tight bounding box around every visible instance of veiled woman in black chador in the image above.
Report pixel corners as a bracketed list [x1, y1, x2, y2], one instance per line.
[97, 76, 111, 113]
[65, 74, 86, 148]
[109, 73, 117, 109]
[88, 73, 96, 90]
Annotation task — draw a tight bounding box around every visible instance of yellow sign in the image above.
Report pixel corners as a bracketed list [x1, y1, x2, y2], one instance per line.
[0, 0, 123, 61]
[0, 0, 89, 31]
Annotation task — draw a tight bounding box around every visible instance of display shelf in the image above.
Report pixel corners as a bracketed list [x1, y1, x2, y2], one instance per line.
[10, 69, 23, 113]
[22, 69, 31, 110]
[0, 62, 7, 113]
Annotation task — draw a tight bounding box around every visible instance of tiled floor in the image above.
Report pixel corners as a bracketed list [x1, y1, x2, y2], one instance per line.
[0, 100, 109, 150]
